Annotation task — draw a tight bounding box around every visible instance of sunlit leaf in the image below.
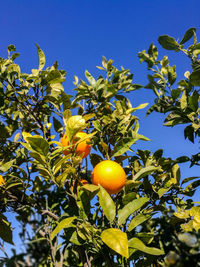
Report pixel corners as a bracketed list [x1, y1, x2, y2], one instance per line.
[36, 43, 45, 70]
[158, 35, 180, 50]
[51, 217, 76, 240]
[27, 136, 49, 156]
[98, 186, 116, 222]
[0, 160, 15, 172]
[133, 166, 160, 181]
[101, 228, 129, 258]
[118, 197, 149, 225]
[128, 214, 151, 231]
[128, 237, 164, 255]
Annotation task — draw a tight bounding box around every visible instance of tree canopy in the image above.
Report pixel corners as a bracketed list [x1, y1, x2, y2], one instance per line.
[0, 28, 200, 266]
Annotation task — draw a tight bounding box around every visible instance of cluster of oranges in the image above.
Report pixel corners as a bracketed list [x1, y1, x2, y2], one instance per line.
[60, 131, 126, 194]
[0, 131, 127, 195]
[60, 131, 91, 159]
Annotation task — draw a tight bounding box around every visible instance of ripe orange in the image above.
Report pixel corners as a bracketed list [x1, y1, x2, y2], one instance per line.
[0, 175, 5, 185]
[60, 132, 91, 158]
[92, 160, 126, 194]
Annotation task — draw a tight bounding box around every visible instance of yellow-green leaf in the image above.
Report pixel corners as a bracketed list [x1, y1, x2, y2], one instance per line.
[101, 228, 129, 258]
[174, 209, 190, 219]
[128, 237, 164, 255]
[7, 64, 21, 74]
[98, 186, 116, 222]
[26, 136, 49, 156]
[128, 214, 151, 232]
[82, 184, 99, 193]
[180, 90, 187, 110]
[36, 43, 45, 71]
[157, 187, 170, 198]
[133, 166, 159, 181]
[118, 197, 149, 225]
[51, 217, 76, 240]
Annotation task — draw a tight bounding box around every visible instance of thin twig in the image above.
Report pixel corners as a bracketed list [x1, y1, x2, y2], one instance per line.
[40, 209, 59, 221]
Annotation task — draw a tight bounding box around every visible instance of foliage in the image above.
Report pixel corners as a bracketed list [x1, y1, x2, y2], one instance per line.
[0, 28, 199, 266]
[139, 27, 200, 166]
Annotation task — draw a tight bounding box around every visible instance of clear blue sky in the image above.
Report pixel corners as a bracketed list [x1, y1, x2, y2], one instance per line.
[0, 0, 200, 257]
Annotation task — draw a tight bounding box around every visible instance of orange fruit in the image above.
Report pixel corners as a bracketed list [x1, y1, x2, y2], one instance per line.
[92, 160, 126, 194]
[60, 132, 91, 158]
[70, 179, 89, 192]
[0, 175, 5, 185]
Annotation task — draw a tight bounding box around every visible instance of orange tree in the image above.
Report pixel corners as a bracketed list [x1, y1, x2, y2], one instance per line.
[0, 28, 200, 266]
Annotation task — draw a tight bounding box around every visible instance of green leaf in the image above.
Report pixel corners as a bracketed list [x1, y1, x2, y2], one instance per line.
[0, 160, 15, 172]
[85, 70, 95, 85]
[188, 90, 199, 112]
[93, 120, 102, 131]
[174, 209, 190, 219]
[128, 214, 151, 231]
[157, 187, 170, 198]
[77, 190, 91, 220]
[35, 43, 45, 70]
[180, 28, 196, 45]
[158, 35, 180, 50]
[55, 167, 76, 185]
[0, 214, 13, 244]
[51, 217, 76, 240]
[112, 137, 138, 157]
[128, 237, 164, 255]
[90, 153, 103, 168]
[27, 136, 49, 156]
[101, 228, 129, 258]
[83, 113, 95, 122]
[176, 156, 190, 163]
[118, 197, 149, 225]
[180, 90, 187, 110]
[65, 115, 86, 140]
[184, 125, 194, 143]
[168, 65, 176, 85]
[7, 64, 21, 75]
[190, 206, 200, 220]
[29, 152, 46, 165]
[148, 43, 158, 60]
[172, 163, 180, 183]
[46, 70, 65, 84]
[11, 52, 20, 61]
[50, 83, 64, 92]
[7, 44, 16, 52]
[181, 176, 200, 185]
[126, 103, 148, 114]
[53, 117, 63, 133]
[135, 233, 154, 244]
[100, 141, 108, 153]
[82, 184, 99, 193]
[52, 155, 71, 175]
[98, 186, 116, 222]
[14, 132, 20, 142]
[190, 70, 200, 86]
[133, 166, 160, 181]
[171, 88, 181, 99]
[22, 131, 32, 142]
[38, 167, 52, 179]
[102, 56, 107, 68]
